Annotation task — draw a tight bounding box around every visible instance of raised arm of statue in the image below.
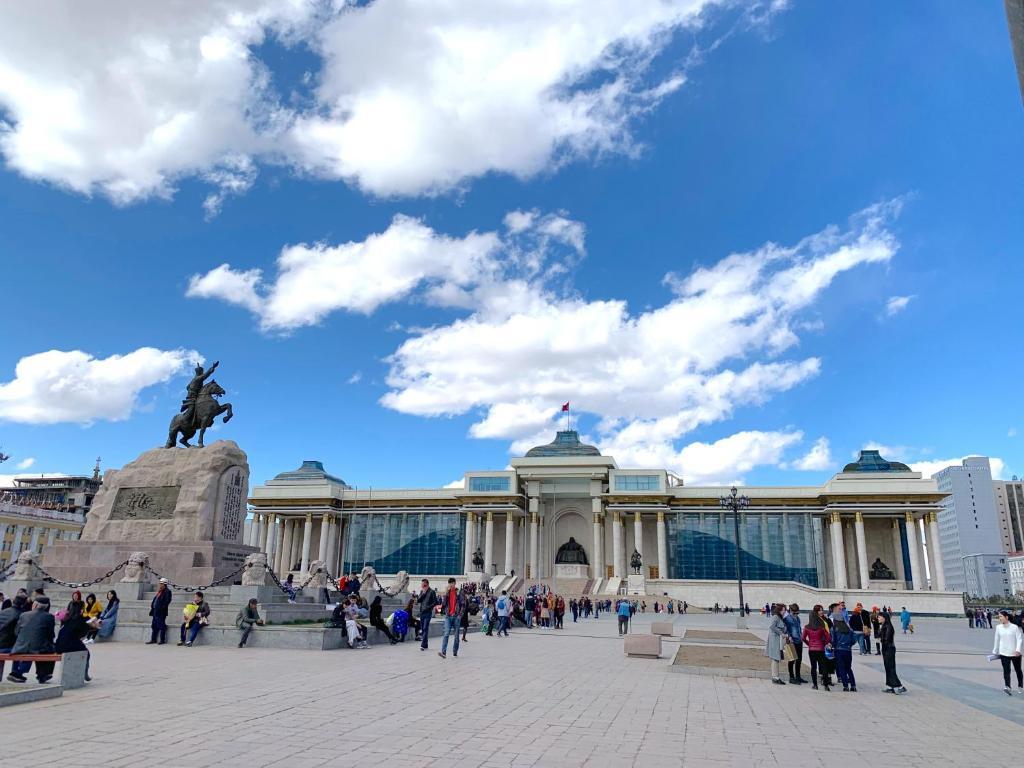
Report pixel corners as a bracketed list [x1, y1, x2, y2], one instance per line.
[202, 360, 220, 381]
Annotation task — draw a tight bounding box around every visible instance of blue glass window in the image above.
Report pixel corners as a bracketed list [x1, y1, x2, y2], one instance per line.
[468, 476, 511, 492]
[343, 511, 464, 574]
[613, 475, 660, 491]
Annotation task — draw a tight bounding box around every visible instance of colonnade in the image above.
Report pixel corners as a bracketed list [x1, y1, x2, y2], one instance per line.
[249, 511, 344, 578]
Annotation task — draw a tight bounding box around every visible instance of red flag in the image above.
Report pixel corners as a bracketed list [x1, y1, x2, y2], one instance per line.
[561, 402, 570, 411]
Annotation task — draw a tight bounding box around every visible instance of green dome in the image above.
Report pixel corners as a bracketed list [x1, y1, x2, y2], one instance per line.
[843, 450, 911, 473]
[525, 431, 601, 458]
[272, 460, 350, 487]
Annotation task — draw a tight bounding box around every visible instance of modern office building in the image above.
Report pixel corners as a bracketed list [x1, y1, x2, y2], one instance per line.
[1008, 553, 1024, 595]
[962, 553, 1011, 598]
[994, 478, 1024, 554]
[933, 457, 1002, 594]
[248, 436, 960, 612]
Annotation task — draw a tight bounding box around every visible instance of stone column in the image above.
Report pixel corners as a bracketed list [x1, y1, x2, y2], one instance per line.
[326, 516, 339, 576]
[890, 519, 905, 582]
[258, 514, 269, 552]
[519, 518, 527, 576]
[504, 513, 514, 574]
[538, 514, 546, 579]
[265, 514, 278, 571]
[317, 513, 330, 565]
[483, 511, 495, 577]
[27, 527, 40, 554]
[905, 512, 923, 590]
[928, 511, 946, 590]
[611, 512, 622, 578]
[46, 528, 56, 547]
[633, 511, 644, 564]
[829, 512, 848, 589]
[854, 512, 870, 589]
[529, 512, 539, 579]
[338, 518, 347, 574]
[0, 523, 8, 566]
[11, 525, 24, 558]
[760, 512, 771, 563]
[280, 516, 295, 574]
[656, 511, 668, 580]
[593, 512, 603, 580]
[463, 513, 474, 573]
[301, 513, 314, 575]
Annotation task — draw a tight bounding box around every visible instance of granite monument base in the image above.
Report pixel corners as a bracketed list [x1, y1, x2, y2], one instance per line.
[555, 563, 588, 579]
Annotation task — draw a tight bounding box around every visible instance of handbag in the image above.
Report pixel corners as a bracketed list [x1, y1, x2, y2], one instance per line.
[782, 641, 797, 663]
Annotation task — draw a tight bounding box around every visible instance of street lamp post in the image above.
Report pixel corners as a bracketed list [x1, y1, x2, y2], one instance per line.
[720, 486, 751, 629]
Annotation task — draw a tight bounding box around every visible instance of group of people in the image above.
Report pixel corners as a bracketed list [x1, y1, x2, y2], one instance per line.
[0, 587, 121, 684]
[764, 601, 907, 694]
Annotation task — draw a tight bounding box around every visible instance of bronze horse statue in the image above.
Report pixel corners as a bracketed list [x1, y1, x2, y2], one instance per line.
[165, 380, 233, 448]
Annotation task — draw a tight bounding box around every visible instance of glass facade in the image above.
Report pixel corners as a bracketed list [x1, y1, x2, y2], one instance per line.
[614, 475, 660, 491]
[342, 512, 464, 574]
[666, 511, 819, 586]
[468, 476, 511, 492]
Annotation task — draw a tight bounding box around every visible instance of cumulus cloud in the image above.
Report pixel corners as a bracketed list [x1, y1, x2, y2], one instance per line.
[0, 1, 786, 208]
[346, 372, 363, 385]
[380, 201, 901, 479]
[790, 437, 832, 471]
[911, 456, 1006, 481]
[187, 210, 582, 332]
[15, 457, 35, 470]
[0, 347, 199, 424]
[885, 294, 915, 317]
[442, 478, 465, 489]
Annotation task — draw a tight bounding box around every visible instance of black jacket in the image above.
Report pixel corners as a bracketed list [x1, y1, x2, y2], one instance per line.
[56, 615, 89, 654]
[417, 588, 438, 618]
[879, 621, 896, 648]
[11, 610, 56, 654]
[149, 588, 172, 618]
[0, 605, 21, 648]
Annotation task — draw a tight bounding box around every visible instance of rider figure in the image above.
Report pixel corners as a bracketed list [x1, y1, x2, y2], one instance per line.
[180, 360, 219, 425]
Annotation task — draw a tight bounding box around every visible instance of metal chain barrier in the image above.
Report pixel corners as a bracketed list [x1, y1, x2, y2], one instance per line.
[0, 561, 18, 584]
[145, 561, 248, 593]
[34, 559, 130, 589]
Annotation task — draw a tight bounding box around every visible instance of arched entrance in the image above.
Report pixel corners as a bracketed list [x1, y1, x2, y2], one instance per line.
[552, 506, 591, 578]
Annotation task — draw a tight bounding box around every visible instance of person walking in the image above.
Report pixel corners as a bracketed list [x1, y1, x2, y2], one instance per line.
[617, 599, 630, 635]
[900, 607, 912, 634]
[992, 610, 1024, 695]
[235, 598, 264, 647]
[438, 578, 464, 659]
[496, 590, 511, 637]
[765, 604, 789, 685]
[877, 612, 906, 694]
[801, 604, 831, 691]
[146, 578, 172, 645]
[831, 618, 857, 692]
[418, 579, 438, 651]
[783, 604, 805, 684]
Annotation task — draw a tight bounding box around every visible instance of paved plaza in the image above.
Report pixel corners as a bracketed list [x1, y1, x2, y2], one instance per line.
[2, 611, 1022, 767]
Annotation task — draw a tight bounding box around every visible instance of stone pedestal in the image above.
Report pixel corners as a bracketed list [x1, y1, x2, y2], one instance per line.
[554, 563, 588, 579]
[864, 579, 901, 591]
[39, 441, 257, 588]
[627, 574, 647, 595]
[465, 571, 484, 584]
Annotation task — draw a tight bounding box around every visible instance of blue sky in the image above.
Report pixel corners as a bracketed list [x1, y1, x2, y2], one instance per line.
[0, 1, 1021, 490]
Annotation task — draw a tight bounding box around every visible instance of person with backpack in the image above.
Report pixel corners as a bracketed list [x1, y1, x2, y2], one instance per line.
[495, 590, 511, 637]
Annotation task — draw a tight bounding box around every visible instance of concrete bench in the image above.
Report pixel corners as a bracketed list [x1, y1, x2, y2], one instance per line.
[651, 621, 675, 636]
[0, 650, 88, 689]
[624, 634, 662, 658]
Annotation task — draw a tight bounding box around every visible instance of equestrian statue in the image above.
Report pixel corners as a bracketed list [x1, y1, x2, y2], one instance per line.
[164, 360, 234, 448]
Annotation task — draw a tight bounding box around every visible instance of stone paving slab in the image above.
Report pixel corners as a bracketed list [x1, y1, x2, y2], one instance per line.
[0, 613, 1019, 766]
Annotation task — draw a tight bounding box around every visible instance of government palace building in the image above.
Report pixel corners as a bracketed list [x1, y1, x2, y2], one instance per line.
[247, 431, 963, 614]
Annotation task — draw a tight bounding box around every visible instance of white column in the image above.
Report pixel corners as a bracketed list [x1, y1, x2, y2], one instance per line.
[326, 517, 339, 576]
[538, 514, 545, 579]
[338, 518, 347, 575]
[854, 512, 870, 588]
[519, 518, 527, 576]
[0, 523, 8, 566]
[316, 513, 330, 565]
[619, 514, 628, 578]
[299, 513, 313, 574]
[258, 514, 269, 552]
[611, 512, 623, 578]
[463, 513, 474, 573]
[905, 512, 924, 590]
[656, 511, 668, 580]
[633, 511, 644, 566]
[265, 514, 278, 570]
[27, 527, 39, 553]
[529, 512, 539, 579]
[46, 528, 56, 547]
[593, 512, 603, 580]
[890, 519, 906, 582]
[928, 511, 946, 590]
[280, 516, 295, 573]
[11, 525, 24, 558]
[829, 512, 848, 589]
[248, 514, 260, 547]
[483, 511, 494, 577]
[504, 514, 514, 575]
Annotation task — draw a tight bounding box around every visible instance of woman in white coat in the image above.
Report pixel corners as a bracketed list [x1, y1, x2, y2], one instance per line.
[992, 610, 1023, 695]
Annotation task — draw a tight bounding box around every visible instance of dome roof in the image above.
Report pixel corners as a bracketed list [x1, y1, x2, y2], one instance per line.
[271, 460, 350, 487]
[525, 430, 601, 458]
[842, 450, 911, 473]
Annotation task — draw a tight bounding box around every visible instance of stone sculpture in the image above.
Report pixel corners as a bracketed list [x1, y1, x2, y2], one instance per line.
[630, 548, 643, 575]
[165, 360, 234, 448]
[555, 537, 589, 565]
[870, 558, 896, 580]
[120, 551, 151, 583]
[472, 548, 484, 569]
[241, 552, 270, 586]
[12, 551, 38, 581]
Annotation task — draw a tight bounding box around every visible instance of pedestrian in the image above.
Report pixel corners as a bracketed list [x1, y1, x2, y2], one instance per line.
[0, 594, 28, 680]
[870, 606, 882, 655]
[235, 598, 264, 648]
[765, 604, 789, 685]
[369, 595, 399, 645]
[831, 618, 857, 692]
[783, 604, 805, 684]
[801, 604, 831, 691]
[417, 579, 438, 650]
[8, 596, 56, 684]
[900, 606, 911, 634]
[992, 610, 1024, 695]
[97, 590, 119, 640]
[571, 598, 579, 622]
[459, 592, 472, 642]
[617, 599, 630, 635]
[179, 591, 210, 647]
[146, 578, 172, 645]
[967, 608, 975, 629]
[496, 590, 511, 637]
[56, 600, 92, 682]
[877, 612, 906, 694]
[524, 593, 535, 628]
[438, 577, 464, 659]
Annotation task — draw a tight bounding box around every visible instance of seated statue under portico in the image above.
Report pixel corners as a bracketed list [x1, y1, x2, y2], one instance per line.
[870, 558, 895, 580]
[555, 537, 588, 565]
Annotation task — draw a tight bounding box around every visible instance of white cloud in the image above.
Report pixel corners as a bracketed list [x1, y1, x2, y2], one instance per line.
[0, 1, 787, 207]
[911, 456, 1007, 481]
[346, 372, 363, 385]
[443, 478, 465, 489]
[187, 210, 581, 332]
[1009, 427, 1017, 438]
[0, 347, 199, 424]
[884, 294, 915, 317]
[790, 437, 831, 471]
[15, 457, 35, 470]
[381, 201, 900, 477]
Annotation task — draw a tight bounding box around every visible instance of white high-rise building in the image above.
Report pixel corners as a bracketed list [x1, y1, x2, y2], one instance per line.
[993, 478, 1024, 554]
[933, 457, 1004, 595]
